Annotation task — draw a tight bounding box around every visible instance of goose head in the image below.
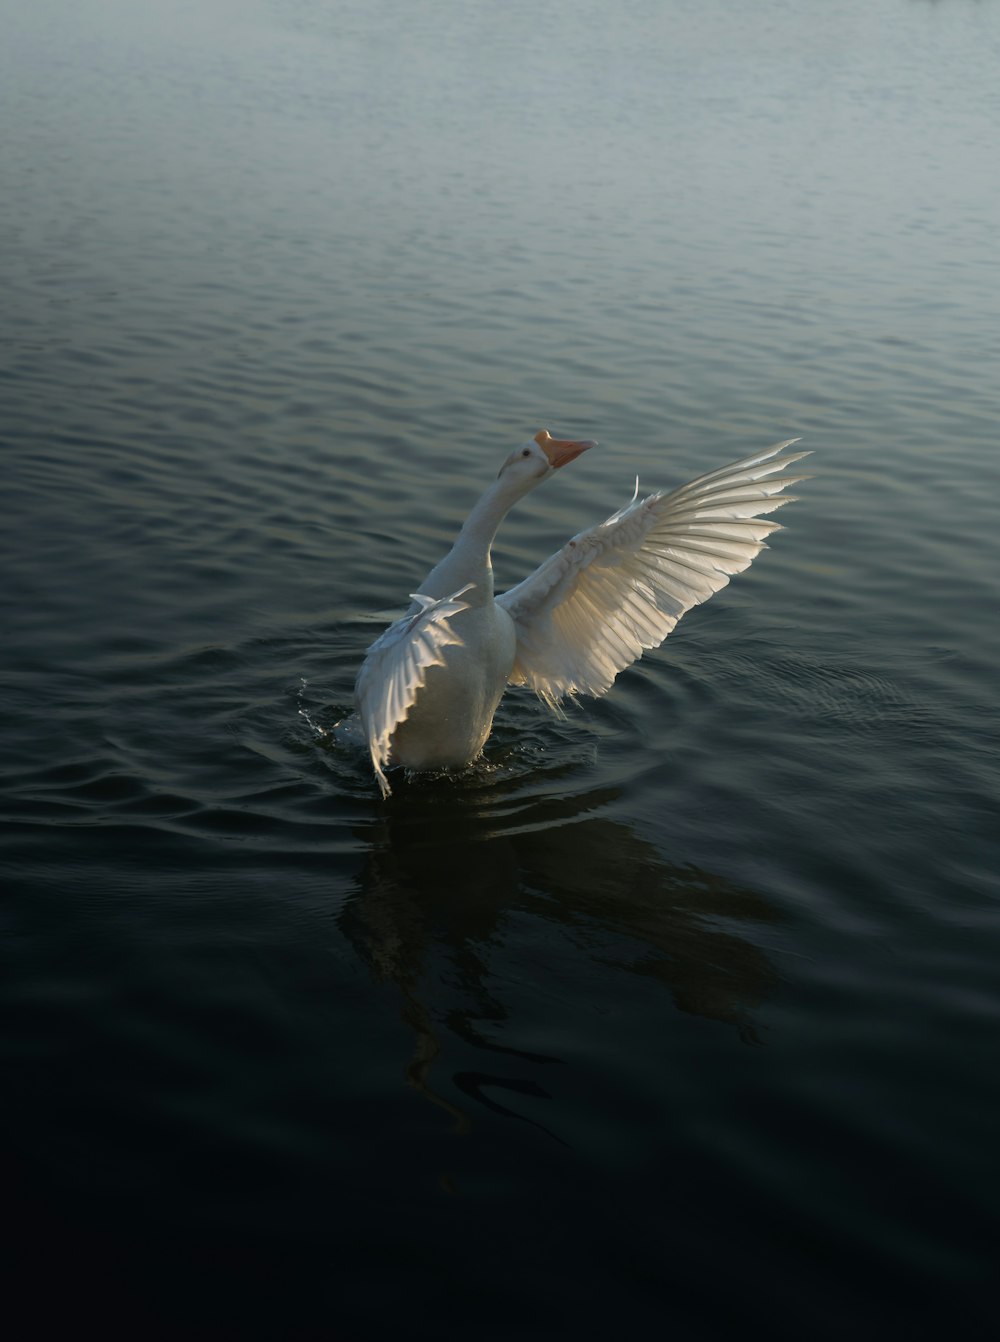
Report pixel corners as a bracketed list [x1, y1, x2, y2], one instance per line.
[497, 429, 597, 493]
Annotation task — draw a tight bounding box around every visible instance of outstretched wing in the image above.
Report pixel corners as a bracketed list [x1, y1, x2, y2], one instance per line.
[355, 584, 474, 797]
[497, 440, 810, 708]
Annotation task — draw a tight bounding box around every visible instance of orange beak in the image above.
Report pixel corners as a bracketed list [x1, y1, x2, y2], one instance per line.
[535, 429, 597, 469]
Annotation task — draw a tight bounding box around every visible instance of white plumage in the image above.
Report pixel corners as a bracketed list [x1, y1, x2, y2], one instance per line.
[354, 584, 475, 798]
[354, 431, 809, 796]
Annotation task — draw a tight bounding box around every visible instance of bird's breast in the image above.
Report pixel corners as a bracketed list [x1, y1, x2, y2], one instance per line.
[389, 603, 516, 771]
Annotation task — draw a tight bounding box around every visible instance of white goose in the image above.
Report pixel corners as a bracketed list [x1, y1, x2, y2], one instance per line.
[355, 431, 809, 796]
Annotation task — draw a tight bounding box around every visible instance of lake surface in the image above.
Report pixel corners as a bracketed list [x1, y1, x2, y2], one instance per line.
[3, 0, 998, 1335]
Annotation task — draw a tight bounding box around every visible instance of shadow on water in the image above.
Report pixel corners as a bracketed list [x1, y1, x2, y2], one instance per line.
[339, 784, 784, 1134]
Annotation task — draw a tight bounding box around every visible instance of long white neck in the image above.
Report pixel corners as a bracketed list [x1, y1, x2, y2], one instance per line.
[418, 473, 530, 605]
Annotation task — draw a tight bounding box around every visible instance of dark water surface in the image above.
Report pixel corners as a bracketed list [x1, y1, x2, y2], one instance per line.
[3, 0, 999, 1335]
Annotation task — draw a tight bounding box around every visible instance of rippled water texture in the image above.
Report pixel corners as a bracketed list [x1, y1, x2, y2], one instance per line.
[3, 1, 999, 1335]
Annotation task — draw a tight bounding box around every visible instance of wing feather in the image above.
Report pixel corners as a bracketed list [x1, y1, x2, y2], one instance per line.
[497, 440, 809, 706]
[354, 584, 473, 797]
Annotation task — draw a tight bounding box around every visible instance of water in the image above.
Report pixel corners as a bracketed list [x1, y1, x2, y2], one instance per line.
[2, 0, 998, 1334]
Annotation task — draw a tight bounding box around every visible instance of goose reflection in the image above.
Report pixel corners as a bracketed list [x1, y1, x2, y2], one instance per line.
[338, 784, 782, 1134]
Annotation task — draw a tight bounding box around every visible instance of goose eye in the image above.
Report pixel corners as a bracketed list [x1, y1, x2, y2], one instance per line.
[521, 448, 531, 457]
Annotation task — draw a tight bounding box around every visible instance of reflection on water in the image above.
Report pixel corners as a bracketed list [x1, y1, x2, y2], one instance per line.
[341, 791, 782, 1130]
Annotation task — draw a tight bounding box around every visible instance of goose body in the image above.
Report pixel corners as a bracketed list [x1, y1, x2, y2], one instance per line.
[386, 598, 516, 772]
[354, 431, 809, 796]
